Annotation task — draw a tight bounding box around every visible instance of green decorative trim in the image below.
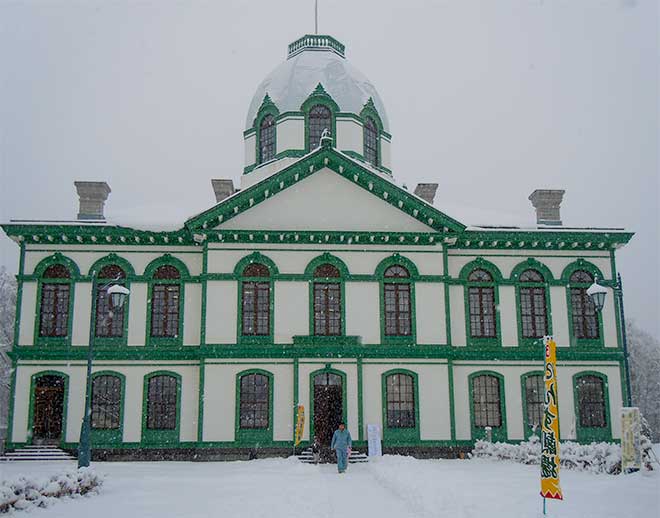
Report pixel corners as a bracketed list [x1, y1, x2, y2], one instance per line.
[87, 253, 136, 277]
[292, 358, 299, 444]
[458, 257, 504, 282]
[447, 359, 456, 440]
[141, 371, 182, 444]
[520, 370, 544, 439]
[609, 251, 623, 351]
[143, 255, 191, 280]
[468, 370, 507, 442]
[197, 359, 205, 442]
[302, 84, 339, 154]
[512, 259, 553, 347]
[376, 255, 418, 344]
[6, 355, 18, 443]
[381, 369, 420, 444]
[443, 248, 452, 346]
[303, 252, 350, 278]
[288, 34, 345, 58]
[454, 230, 633, 251]
[235, 369, 274, 445]
[12, 242, 26, 349]
[292, 335, 362, 346]
[90, 370, 126, 444]
[308, 367, 347, 441]
[572, 371, 612, 443]
[10, 344, 626, 362]
[33, 254, 77, 347]
[563, 259, 605, 348]
[357, 357, 364, 441]
[27, 370, 69, 446]
[187, 146, 465, 235]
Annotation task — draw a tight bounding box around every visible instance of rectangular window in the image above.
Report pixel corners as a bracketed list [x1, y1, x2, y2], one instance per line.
[314, 283, 341, 336]
[242, 282, 270, 336]
[468, 287, 496, 338]
[571, 288, 599, 339]
[520, 287, 547, 338]
[524, 375, 544, 430]
[95, 287, 126, 338]
[472, 375, 502, 428]
[151, 285, 180, 338]
[39, 283, 70, 337]
[146, 376, 177, 430]
[91, 376, 121, 430]
[384, 284, 411, 336]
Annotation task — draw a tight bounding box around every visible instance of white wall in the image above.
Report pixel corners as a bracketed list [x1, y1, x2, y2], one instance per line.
[71, 282, 91, 346]
[345, 282, 380, 343]
[449, 285, 467, 346]
[244, 133, 256, 166]
[415, 283, 446, 344]
[205, 281, 237, 343]
[380, 137, 391, 170]
[183, 283, 202, 346]
[499, 286, 518, 347]
[18, 282, 36, 346]
[273, 281, 308, 342]
[336, 117, 363, 155]
[127, 282, 147, 346]
[275, 117, 304, 155]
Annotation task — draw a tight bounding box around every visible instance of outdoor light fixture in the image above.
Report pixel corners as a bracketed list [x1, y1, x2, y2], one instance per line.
[78, 279, 130, 469]
[107, 284, 130, 310]
[587, 277, 607, 313]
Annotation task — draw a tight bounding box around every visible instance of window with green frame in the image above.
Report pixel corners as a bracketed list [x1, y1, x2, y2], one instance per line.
[145, 375, 178, 431]
[258, 114, 276, 164]
[150, 265, 181, 339]
[382, 370, 419, 443]
[38, 264, 72, 338]
[241, 263, 271, 337]
[308, 104, 332, 151]
[518, 269, 548, 340]
[238, 373, 270, 430]
[94, 264, 127, 339]
[363, 116, 379, 166]
[470, 373, 506, 441]
[467, 269, 497, 339]
[383, 265, 412, 337]
[522, 373, 544, 436]
[574, 373, 610, 442]
[569, 270, 600, 341]
[313, 263, 342, 336]
[91, 374, 122, 443]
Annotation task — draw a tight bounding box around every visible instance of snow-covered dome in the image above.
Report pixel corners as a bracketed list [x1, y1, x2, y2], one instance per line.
[245, 35, 389, 132]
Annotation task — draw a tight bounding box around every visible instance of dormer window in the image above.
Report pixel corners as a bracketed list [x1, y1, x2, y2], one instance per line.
[364, 117, 379, 166]
[258, 114, 275, 164]
[309, 105, 332, 150]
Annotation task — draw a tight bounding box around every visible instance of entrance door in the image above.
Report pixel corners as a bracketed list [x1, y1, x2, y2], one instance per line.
[32, 375, 65, 444]
[313, 372, 343, 448]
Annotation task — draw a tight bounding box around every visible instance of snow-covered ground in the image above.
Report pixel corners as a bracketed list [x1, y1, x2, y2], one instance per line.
[0, 454, 658, 518]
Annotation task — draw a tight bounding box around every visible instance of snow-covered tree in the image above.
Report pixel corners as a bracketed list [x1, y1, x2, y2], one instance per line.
[0, 266, 17, 431]
[627, 320, 660, 441]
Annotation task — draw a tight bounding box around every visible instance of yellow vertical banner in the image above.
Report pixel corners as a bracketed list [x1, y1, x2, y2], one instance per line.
[540, 337, 563, 500]
[294, 405, 305, 446]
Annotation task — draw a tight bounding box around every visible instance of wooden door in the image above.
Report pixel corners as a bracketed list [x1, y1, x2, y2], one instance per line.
[32, 375, 65, 444]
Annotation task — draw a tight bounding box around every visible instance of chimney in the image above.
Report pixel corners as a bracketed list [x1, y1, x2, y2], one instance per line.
[414, 183, 438, 204]
[74, 181, 111, 220]
[211, 179, 236, 203]
[528, 189, 565, 226]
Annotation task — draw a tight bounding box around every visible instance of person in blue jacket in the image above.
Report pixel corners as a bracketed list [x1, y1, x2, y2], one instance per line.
[330, 422, 352, 473]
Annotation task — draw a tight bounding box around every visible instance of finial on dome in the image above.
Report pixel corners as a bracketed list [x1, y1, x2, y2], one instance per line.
[320, 128, 333, 148]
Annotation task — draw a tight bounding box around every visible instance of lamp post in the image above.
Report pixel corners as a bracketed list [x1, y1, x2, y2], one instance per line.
[587, 273, 632, 406]
[78, 279, 129, 468]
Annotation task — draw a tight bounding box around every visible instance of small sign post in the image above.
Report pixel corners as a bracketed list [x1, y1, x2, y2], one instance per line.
[621, 407, 641, 473]
[367, 424, 382, 457]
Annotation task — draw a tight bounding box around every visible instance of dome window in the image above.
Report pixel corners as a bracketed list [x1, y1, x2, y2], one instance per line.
[258, 114, 276, 164]
[308, 104, 332, 151]
[364, 117, 379, 166]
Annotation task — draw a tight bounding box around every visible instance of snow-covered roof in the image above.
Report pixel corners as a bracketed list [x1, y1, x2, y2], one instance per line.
[245, 35, 389, 132]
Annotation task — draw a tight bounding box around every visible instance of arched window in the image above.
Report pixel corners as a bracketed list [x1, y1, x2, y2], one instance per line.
[383, 265, 411, 336]
[91, 375, 122, 430]
[39, 264, 71, 338]
[95, 265, 127, 338]
[146, 375, 178, 430]
[241, 263, 271, 336]
[575, 375, 607, 428]
[569, 270, 599, 340]
[467, 269, 497, 339]
[523, 374, 544, 432]
[308, 104, 331, 150]
[363, 117, 379, 166]
[150, 265, 181, 338]
[239, 373, 270, 429]
[518, 269, 548, 339]
[258, 114, 275, 164]
[472, 374, 502, 428]
[313, 264, 341, 336]
[385, 373, 415, 428]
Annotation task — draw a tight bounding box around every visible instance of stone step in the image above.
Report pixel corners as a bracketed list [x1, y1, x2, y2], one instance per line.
[0, 446, 76, 462]
[297, 448, 369, 464]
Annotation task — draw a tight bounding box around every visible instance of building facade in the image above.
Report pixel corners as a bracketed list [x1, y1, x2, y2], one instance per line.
[2, 35, 633, 459]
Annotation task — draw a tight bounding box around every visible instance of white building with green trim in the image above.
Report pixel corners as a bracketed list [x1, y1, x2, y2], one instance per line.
[1, 34, 633, 459]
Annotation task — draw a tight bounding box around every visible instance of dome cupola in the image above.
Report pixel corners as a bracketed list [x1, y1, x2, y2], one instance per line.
[242, 35, 391, 188]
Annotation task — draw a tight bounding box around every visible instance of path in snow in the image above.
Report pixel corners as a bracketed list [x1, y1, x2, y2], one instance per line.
[0, 455, 658, 518]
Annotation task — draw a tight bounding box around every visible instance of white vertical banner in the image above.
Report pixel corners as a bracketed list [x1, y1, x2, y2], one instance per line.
[621, 407, 641, 473]
[367, 424, 382, 457]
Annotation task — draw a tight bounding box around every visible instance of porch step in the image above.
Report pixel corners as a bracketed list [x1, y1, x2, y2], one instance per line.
[0, 446, 75, 462]
[297, 448, 369, 464]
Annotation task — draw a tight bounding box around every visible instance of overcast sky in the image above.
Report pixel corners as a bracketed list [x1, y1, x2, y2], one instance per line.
[1, 0, 658, 336]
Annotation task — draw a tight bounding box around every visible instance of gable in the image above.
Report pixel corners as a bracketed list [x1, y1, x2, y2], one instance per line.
[217, 168, 434, 232]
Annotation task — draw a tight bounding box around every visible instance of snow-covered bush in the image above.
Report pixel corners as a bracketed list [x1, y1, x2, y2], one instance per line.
[470, 437, 623, 475]
[0, 467, 103, 513]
